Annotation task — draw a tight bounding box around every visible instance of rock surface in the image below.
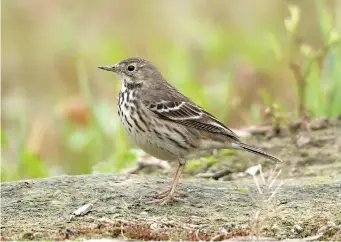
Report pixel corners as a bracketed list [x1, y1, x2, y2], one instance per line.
[1, 174, 341, 240]
[1, 119, 341, 240]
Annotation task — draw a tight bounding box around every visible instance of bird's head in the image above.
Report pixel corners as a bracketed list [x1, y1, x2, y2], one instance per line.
[98, 57, 163, 88]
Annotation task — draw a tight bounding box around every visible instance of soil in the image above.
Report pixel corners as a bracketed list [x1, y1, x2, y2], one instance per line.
[1, 118, 341, 241]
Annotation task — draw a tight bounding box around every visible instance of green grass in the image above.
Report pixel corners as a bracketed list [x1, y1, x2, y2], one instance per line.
[303, 0, 341, 118]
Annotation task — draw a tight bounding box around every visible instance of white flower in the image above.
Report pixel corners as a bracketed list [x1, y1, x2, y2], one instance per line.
[284, 5, 300, 33]
[288, 5, 300, 26]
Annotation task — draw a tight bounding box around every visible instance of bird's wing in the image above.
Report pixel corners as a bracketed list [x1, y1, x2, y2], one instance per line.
[143, 100, 240, 141]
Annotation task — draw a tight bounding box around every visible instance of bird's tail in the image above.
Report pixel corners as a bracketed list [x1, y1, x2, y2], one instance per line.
[233, 142, 283, 163]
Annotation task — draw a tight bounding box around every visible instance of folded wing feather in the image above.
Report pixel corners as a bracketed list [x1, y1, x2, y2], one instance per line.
[144, 100, 240, 142]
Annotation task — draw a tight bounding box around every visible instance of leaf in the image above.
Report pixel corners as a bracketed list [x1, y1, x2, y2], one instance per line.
[1, 129, 7, 148]
[19, 151, 48, 178]
[315, 0, 332, 41]
[324, 48, 341, 117]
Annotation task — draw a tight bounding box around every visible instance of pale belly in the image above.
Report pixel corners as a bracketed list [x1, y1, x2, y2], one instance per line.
[119, 113, 181, 161]
[118, 98, 183, 161]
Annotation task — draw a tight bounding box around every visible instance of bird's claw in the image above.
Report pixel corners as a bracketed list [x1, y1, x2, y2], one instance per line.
[151, 189, 185, 199]
[147, 190, 186, 205]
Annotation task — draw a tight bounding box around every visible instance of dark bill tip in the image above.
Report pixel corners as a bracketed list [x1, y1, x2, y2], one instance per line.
[98, 65, 116, 72]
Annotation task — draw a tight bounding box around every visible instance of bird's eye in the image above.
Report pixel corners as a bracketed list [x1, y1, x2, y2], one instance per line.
[127, 65, 135, 72]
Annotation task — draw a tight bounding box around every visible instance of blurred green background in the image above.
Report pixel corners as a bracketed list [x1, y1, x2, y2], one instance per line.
[1, 0, 340, 181]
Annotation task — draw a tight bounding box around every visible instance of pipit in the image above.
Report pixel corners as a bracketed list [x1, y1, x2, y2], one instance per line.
[99, 57, 282, 205]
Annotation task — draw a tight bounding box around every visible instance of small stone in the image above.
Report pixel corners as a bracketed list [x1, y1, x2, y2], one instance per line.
[237, 172, 245, 178]
[150, 223, 158, 230]
[245, 165, 260, 176]
[239, 224, 250, 230]
[293, 224, 303, 233]
[71, 203, 93, 217]
[310, 117, 329, 130]
[271, 224, 279, 232]
[327, 221, 336, 227]
[296, 136, 311, 147]
[317, 225, 327, 234]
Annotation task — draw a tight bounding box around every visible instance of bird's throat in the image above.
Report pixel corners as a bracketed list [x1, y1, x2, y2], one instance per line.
[123, 80, 142, 90]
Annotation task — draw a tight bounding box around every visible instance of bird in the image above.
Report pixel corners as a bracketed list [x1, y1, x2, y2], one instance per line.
[98, 57, 282, 205]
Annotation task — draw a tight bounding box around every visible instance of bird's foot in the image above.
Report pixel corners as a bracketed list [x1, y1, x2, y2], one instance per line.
[151, 189, 185, 199]
[147, 190, 186, 205]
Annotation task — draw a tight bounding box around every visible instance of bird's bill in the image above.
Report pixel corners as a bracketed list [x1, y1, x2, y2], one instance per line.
[98, 65, 116, 72]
